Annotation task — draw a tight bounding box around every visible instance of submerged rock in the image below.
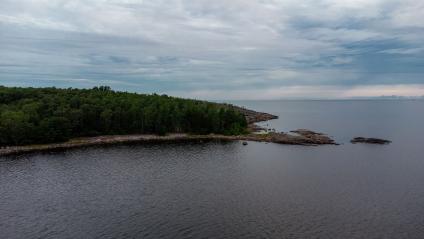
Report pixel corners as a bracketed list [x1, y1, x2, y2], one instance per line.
[351, 137, 391, 145]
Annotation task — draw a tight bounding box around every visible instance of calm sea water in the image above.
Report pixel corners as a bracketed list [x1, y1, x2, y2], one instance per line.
[1, 100, 424, 239]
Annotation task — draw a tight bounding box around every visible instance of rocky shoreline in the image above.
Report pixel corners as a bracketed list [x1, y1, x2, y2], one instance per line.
[0, 131, 337, 157]
[0, 106, 337, 157]
[227, 104, 278, 124]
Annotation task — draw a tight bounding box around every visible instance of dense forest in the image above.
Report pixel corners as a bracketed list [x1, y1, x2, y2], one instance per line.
[0, 86, 247, 146]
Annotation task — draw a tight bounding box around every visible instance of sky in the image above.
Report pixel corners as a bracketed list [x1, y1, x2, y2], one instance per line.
[1, 0, 424, 100]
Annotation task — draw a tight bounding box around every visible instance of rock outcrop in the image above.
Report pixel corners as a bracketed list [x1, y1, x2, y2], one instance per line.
[351, 137, 391, 144]
[227, 105, 278, 124]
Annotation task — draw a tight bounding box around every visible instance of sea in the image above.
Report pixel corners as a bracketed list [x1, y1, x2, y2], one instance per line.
[1, 100, 424, 238]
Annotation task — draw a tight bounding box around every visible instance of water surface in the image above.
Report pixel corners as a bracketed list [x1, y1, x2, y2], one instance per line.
[1, 100, 424, 238]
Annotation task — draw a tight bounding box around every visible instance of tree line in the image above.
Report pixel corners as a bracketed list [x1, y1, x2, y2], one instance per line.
[0, 86, 247, 146]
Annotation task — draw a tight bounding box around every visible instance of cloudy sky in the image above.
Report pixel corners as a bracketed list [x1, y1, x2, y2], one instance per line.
[1, 0, 423, 99]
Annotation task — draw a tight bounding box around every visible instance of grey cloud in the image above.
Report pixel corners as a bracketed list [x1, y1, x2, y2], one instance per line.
[0, 0, 423, 98]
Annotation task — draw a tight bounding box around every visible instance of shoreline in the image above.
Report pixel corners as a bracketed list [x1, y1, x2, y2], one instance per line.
[0, 108, 337, 157]
[0, 131, 337, 157]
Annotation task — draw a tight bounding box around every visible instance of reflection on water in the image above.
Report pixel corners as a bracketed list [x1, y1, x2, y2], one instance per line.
[1, 100, 424, 238]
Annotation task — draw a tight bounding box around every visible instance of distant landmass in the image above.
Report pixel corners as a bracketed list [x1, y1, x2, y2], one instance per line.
[350, 95, 424, 100]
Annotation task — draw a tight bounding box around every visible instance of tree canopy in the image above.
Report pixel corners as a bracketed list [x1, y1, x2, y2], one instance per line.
[0, 86, 247, 146]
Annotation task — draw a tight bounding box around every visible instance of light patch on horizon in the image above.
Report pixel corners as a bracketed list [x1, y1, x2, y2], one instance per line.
[0, 0, 423, 99]
[169, 84, 424, 100]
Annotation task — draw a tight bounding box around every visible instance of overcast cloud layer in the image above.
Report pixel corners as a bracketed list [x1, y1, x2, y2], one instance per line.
[1, 0, 424, 99]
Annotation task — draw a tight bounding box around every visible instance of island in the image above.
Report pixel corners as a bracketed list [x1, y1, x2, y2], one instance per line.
[0, 86, 336, 157]
[351, 137, 391, 144]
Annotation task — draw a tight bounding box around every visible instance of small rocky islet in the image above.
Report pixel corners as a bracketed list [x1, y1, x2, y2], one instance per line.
[350, 137, 391, 145]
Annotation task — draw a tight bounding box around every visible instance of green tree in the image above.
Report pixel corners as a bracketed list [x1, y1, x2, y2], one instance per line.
[0, 86, 248, 146]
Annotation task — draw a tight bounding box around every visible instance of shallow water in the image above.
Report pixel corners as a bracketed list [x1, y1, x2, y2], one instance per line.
[1, 100, 424, 238]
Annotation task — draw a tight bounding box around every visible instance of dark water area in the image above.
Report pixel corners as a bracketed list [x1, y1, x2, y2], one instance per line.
[1, 100, 424, 238]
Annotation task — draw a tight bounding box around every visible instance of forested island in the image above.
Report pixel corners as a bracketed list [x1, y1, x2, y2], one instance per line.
[0, 86, 338, 156]
[0, 86, 247, 146]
